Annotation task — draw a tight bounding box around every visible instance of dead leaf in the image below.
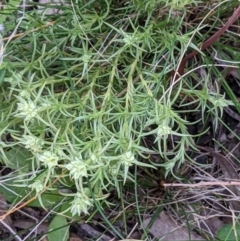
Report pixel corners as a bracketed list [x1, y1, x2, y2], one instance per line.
[119, 240, 143, 241]
[197, 146, 240, 212]
[143, 212, 204, 241]
[0, 193, 12, 222]
[69, 237, 84, 241]
[13, 219, 48, 234]
[199, 209, 224, 234]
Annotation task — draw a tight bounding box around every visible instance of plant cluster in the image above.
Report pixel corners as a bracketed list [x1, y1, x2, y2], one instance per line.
[0, 0, 236, 218]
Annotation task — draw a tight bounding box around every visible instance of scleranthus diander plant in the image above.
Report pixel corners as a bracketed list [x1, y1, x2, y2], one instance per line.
[0, 0, 234, 217]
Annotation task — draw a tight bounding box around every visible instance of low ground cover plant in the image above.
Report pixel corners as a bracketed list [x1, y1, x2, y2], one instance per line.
[0, 0, 240, 240]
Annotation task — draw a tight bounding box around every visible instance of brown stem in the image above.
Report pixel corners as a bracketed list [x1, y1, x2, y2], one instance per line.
[172, 6, 240, 80]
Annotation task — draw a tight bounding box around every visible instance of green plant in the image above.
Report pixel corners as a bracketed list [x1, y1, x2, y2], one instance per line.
[217, 224, 240, 241]
[0, 1, 238, 236]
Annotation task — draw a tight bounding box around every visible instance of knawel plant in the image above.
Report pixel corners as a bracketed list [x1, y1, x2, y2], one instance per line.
[0, 0, 235, 219]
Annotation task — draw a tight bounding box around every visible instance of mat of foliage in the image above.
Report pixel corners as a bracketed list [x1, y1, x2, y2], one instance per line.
[0, 0, 240, 240]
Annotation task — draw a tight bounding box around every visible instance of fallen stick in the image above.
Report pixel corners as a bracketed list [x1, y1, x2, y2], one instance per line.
[164, 181, 240, 188]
